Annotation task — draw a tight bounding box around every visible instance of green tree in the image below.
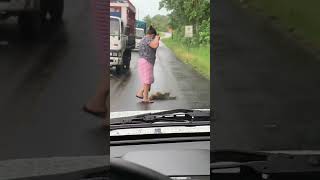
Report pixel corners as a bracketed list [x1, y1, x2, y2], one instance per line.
[143, 14, 170, 32]
[143, 15, 152, 29]
[159, 0, 210, 45]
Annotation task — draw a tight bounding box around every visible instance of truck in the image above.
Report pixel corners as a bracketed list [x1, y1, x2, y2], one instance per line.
[0, 0, 64, 35]
[135, 20, 146, 33]
[110, 0, 136, 73]
[135, 20, 146, 49]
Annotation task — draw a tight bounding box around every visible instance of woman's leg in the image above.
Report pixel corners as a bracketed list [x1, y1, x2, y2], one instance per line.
[137, 59, 145, 98]
[142, 84, 152, 102]
[84, 0, 108, 119]
[136, 86, 144, 98]
[85, 67, 108, 113]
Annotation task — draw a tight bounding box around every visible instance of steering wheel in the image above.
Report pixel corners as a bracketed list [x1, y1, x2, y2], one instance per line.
[110, 158, 171, 180]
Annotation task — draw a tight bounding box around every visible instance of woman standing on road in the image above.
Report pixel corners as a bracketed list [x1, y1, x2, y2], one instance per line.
[83, 0, 109, 126]
[136, 26, 160, 103]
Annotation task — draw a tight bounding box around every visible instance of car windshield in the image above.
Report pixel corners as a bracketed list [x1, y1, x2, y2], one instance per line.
[110, 18, 120, 35]
[136, 29, 144, 38]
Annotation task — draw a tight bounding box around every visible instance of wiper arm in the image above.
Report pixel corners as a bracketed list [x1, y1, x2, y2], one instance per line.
[111, 109, 211, 126]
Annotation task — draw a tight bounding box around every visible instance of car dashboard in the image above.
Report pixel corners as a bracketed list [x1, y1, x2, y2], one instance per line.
[111, 140, 210, 180]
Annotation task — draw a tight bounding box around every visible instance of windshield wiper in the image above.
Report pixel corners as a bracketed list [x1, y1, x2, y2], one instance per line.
[110, 109, 211, 128]
[211, 149, 320, 176]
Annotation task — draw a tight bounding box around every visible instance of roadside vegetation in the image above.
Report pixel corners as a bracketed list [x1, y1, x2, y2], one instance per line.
[156, 0, 210, 79]
[143, 14, 169, 32]
[242, 0, 320, 50]
[162, 38, 210, 79]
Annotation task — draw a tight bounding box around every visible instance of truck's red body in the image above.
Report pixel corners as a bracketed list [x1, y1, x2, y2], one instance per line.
[110, 0, 136, 38]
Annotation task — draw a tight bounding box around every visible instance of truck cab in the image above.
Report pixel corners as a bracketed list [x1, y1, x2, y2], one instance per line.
[110, 16, 128, 72]
[134, 20, 146, 50]
[135, 27, 145, 49]
[110, 0, 136, 73]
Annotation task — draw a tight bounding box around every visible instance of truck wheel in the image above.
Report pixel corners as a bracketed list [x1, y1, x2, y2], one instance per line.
[18, 12, 42, 37]
[49, 0, 64, 23]
[124, 61, 130, 70]
[123, 50, 131, 70]
[116, 65, 123, 74]
[124, 59, 130, 70]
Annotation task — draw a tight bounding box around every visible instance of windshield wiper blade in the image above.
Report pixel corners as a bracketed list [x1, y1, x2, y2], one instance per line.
[111, 109, 211, 125]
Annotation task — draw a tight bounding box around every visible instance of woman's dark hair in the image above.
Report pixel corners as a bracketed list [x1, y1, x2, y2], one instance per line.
[147, 26, 157, 36]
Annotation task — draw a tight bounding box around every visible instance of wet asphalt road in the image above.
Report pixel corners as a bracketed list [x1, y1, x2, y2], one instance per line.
[213, 0, 320, 151]
[110, 41, 210, 112]
[0, 0, 107, 161]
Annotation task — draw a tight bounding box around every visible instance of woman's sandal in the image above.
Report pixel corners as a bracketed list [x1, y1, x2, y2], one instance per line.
[141, 100, 154, 104]
[83, 106, 106, 118]
[136, 95, 143, 99]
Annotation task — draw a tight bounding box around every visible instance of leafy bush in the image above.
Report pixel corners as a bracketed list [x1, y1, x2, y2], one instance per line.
[199, 18, 210, 45]
[159, 0, 210, 47]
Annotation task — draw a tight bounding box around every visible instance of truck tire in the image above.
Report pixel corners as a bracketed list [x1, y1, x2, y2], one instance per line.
[49, 0, 64, 23]
[18, 12, 42, 37]
[124, 61, 130, 70]
[123, 50, 131, 70]
[116, 65, 123, 74]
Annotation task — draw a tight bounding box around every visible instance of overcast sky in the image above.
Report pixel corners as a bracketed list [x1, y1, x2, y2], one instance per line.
[130, 0, 169, 20]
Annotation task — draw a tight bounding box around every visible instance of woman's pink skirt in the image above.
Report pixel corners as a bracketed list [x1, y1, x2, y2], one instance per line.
[138, 58, 154, 85]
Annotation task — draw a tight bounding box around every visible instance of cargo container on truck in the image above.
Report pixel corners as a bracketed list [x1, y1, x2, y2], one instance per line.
[110, 0, 136, 73]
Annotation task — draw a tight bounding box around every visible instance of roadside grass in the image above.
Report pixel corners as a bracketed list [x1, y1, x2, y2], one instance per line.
[162, 38, 210, 79]
[243, 0, 320, 49]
